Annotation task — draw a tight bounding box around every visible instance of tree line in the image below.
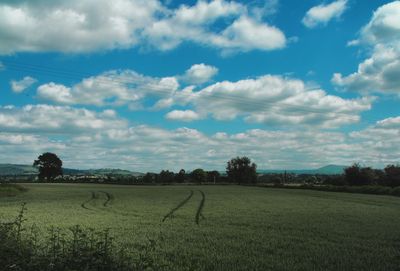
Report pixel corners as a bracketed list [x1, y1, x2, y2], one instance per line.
[31, 152, 400, 188]
[32, 153, 257, 184]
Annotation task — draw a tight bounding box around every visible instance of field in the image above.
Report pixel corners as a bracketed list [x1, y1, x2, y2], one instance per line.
[1, 183, 400, 270]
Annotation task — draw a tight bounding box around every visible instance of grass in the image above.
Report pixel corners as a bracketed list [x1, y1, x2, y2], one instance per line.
[0, 183, 27, 197]
[0, 183, 400, 270]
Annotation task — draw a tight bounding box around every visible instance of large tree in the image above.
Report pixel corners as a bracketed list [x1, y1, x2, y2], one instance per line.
[226, 156, 257, 184]
[191, 168, 207, 184]
[384, 165, 400, 187]
[33, 152, 63, 181]
[344, 163, 376, 186]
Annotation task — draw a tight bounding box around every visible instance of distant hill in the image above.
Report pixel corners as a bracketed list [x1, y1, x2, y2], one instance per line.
[258, 165, 347, 175]
[0, 164, 143, 177]
[0, 164, 38, 176]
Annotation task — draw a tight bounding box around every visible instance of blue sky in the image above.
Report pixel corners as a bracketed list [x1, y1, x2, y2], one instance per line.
[0, 0, 399, 171]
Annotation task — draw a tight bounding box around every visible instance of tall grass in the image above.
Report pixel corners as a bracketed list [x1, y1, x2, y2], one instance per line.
[0, 203, 161, 271]
[0, 183, 27, 197]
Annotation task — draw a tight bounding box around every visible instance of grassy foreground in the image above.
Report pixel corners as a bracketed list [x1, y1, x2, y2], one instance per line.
[0, 183, 400, 270]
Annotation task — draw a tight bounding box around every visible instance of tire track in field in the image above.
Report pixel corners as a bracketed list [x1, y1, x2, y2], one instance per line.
[98, 191, 114, 207]
[81, 191, 97, 210]
[83, 191, 139, 217]
[162, 190, 194, 222]
[195, 190, 206, 225]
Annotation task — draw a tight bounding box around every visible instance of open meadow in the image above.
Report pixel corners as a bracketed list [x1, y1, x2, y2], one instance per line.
[1, 183, 400, 270]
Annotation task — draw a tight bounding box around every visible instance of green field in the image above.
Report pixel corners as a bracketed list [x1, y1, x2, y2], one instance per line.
[1, 183, 400, 270]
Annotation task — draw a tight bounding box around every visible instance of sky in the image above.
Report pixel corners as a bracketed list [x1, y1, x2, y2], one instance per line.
[0, 0, 399, 172]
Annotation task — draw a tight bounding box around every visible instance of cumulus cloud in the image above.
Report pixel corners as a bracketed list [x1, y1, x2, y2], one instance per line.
[172, 75, 373, 128]
[0, 0, 286, 54]
[165, 110, 201, 122]
[358, 1, 400, 45]
[37, 70, 179, 107]
[332, 1, 400, 94]
[36, 68, 374, 128]
[332, 44, 400, 94]
[0, 104, 127, 134]
[0, 0, 161, 54]
[376, 116, 400, 129]
[302, 0, 348, 28]
[180, 64, 218, 84]
[349, 116, 400, 164]
[144, 1, 286, 53]
[10, 76, 37, 93]
[0, 115, 399, 171]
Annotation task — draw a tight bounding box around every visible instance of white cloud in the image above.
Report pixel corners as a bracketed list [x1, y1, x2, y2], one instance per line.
[144, 0, 286, 54]
[173, 75, 373, 128]
[0, 0, 286, 54]
[10, 76, 37, 93]
[0, 104, 127, 134]
[0, 104, 397, 170]
[0, 0, 161, 54]
[376, 116, 400, 129]
[332, 1, 400, 94]
[359, 1, 400, 45]
[250, 0, 280, 19]
[332, 44, 400, 94]
[0, 61, 4, 70]
[214, 16, 286, 53]
[1, 116, 399, 171]
[37, 70, 179, 107]
[165, 110, 201, 122]
[36, 68, 373, 128]
[302, 0, 348, 28]
[180, 63, 218, 84]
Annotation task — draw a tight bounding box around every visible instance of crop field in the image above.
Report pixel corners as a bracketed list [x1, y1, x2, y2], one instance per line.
[1, 183, 400, 270]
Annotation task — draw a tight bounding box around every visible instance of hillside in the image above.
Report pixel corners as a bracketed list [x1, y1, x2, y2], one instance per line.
[258, 165, 347, 175]
[0, 164, 143, 177]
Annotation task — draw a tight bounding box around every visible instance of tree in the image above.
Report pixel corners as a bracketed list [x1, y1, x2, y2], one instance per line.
[384, 165, 400, 187]
[158, 170, 175, 184]
[207, 170, 220, 183]
[191, 168, 207, 184]
[344, 163, 376, 186]
[175, 169, 186, 183]
[142, 172, 156, 183]
[33, 152, 63, 181]
[226, 156, 257, 184]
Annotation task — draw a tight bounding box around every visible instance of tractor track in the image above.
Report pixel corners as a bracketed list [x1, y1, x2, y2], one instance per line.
[162, 190, 194, 222]
[81, 191, 139, 217]
[98, 191, 114, 207]
[80, 191, 97, 210]
[195, 190, 206, 225]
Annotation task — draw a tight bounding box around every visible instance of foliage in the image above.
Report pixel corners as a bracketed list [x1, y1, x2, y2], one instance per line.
[190, 169, 207, 184]
[33, 153, 63, 181]
[0, 203, 160, 271]
[1, 184, 400, 270]
[206, 171, 220, 183]
[158, 170, 175, 184]
[384, 165, 400, 187]
[226, 157, 257, 184]
[175, 169, 186, 183]
[344, 163, 377, 186]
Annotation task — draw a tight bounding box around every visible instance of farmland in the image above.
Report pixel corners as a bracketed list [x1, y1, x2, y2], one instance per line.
[1, 183, 400, 270]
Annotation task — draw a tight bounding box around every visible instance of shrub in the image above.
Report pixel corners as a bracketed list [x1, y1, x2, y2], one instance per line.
[392, 187, 400, 196]
[344, 164, 377, 186]
[0, 203, 161, 271]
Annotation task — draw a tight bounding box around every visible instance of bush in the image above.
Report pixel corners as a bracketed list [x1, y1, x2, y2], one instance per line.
[0, 203, 161, 271]
[344, 164, 377, 186]
[391, 187, 400, 196]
